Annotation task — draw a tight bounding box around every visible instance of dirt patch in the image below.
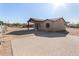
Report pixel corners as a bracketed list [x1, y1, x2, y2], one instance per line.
[66, 28, 79, 36]
[0, 40, 12, 56]
[1, 27, 79, 56]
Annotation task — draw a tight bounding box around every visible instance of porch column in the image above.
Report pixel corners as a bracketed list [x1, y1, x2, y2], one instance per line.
[28, 21, 29, 30]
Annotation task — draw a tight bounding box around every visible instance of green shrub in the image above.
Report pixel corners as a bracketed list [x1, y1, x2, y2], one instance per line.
[0, 21, 4, 25]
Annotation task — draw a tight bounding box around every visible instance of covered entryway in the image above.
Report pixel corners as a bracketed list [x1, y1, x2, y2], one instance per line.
[35, 23, 39, 30]
[34, 22, 41, 31]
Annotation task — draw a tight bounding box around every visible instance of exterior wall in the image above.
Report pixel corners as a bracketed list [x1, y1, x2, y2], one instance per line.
[33, 19, 66, 32]
[52, 20, 65, 31]
[41, 19, 65, 31]
[42, 20, 54, 31]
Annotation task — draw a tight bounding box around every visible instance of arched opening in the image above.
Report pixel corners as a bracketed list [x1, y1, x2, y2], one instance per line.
[46, 23, 50, 28]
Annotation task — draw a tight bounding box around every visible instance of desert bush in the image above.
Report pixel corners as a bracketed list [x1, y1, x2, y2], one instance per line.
[0, 21, 4, 25]
[12, 23, 21, 27]
[5, 23, 34, 28]
[76, 22, 79, 28]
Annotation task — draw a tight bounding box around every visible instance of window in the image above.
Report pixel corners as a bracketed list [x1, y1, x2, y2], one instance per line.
[46, 23, 50, 28]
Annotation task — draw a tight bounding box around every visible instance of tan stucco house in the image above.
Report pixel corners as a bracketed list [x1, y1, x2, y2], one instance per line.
[28, 17, 66, 32]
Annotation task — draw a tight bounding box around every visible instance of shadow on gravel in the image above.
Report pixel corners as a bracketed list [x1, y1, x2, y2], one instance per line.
[7, 29, 69, 37]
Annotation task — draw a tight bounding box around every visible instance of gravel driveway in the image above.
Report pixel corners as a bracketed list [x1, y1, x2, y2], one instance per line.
[11, 33, 79, 56]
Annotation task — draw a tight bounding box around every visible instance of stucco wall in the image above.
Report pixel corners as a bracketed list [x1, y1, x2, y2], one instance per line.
[39, 19, 65, 31]
[43, 20, 53, 31]
[52, 20, 65, 31]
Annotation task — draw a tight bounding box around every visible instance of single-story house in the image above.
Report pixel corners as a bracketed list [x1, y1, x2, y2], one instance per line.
[28, 17, 66, 32]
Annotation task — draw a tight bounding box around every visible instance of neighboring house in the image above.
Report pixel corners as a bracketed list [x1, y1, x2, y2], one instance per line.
[28, 17, 66, 32]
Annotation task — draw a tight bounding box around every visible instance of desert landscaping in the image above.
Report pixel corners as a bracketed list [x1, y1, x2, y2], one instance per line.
[0, 3, 79, 57]
[0, 27, 79, 56]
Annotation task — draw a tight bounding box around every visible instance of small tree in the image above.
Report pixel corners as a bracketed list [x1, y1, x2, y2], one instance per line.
[0, 21, 4, 25]
[76, 22, 79, 28]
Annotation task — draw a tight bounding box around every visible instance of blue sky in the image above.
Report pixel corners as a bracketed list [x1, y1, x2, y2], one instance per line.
[0, 3, 79, 23]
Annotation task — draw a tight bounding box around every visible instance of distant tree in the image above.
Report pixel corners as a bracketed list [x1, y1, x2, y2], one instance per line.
[0, 21, 4, 25]
[12, 23, 21, 27]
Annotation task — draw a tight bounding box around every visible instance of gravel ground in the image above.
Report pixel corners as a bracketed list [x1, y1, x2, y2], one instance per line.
[11, 34, 79, 56]
[67, 27, 79, 36]
[1, 27, 79, 56]
[0, 40, 12, 56]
